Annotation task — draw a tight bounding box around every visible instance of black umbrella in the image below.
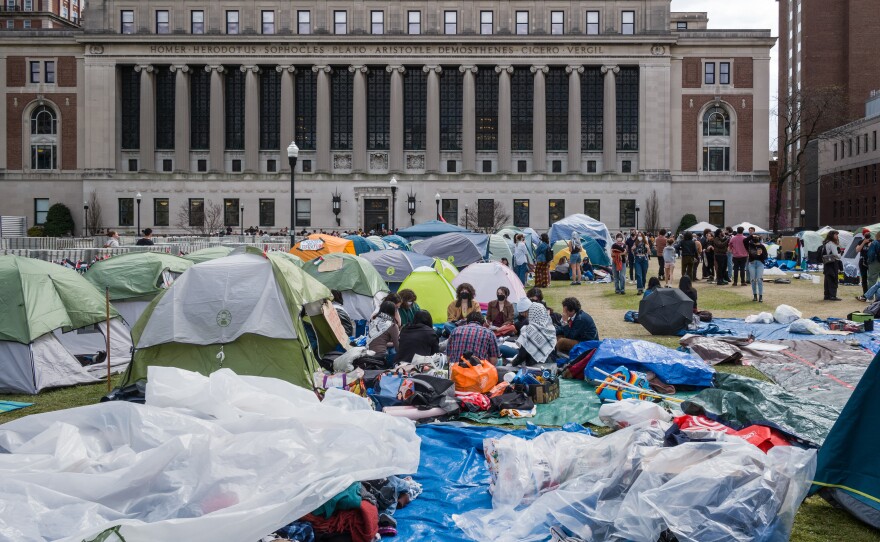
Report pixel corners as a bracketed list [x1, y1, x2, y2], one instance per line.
[638, 289, 694, 335]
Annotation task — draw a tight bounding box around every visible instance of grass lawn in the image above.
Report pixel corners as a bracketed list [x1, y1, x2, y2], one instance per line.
[1, 273, 877, 541]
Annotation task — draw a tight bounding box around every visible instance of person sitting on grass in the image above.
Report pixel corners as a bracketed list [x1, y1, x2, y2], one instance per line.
[367, 300, 400, 367]
[643, 277, 662, 299]
[394, 310, 440, 364]
[446, 311, 500, 366]
[678, 275, 699, 313]
[397, 289, 421, 327]
[551, 256, 570, 281]
[555, 297, 599, 355]
[486, 286, 515, 328]
[512, 299, 557, 367]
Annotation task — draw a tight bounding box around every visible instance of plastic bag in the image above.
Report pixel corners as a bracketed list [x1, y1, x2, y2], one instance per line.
[773, 304, 802, 324]
[788, 318, 826, 335]
[745, 312, 774, 324]
[599, 399, 672, 429]
[451, 356, 499, 393]
[332, 346, 369, 373]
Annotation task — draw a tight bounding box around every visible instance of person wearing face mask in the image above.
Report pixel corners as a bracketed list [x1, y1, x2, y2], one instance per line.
[447, 283, 480, 323]
[611, 234, 628, 294]
[633, 233, 650, 295]
[486, 286, 515, 329]
[397, 289, 421, 327]
[747, 235, 768, 302]
[625, 230, 637, 282]
[513, 233, 530, 286]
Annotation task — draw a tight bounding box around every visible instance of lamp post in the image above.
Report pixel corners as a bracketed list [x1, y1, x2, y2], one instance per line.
[287, 141, 299, 245]
[800, 209, 806, 230]
[389, 175, 398, 232]
[435, 192, 441, 220]
[136, 192, 141, 234]
[635, 204, 640, 231]
[83, 201, 89, 237]
[465, 205, 469, 229]
[332, 190, 342, 227]
[240, 205, 244, 236]
[407, 192, 417, 226]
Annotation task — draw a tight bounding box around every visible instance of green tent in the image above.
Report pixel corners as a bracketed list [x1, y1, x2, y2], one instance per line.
[85, 252, 192, 301]
[0, 255, 133, 394]
[182, 246, 235, 264]
[303, 253, 390, 321]
[398, 269, 455, 324]
[433, 257, 459, 283]
[488, 234, 514, 263]
[122, 252, 338, 389]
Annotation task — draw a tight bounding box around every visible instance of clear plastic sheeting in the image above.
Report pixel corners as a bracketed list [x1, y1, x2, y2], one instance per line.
[454, 420, 816, 542]
[0, 367, 420, 542]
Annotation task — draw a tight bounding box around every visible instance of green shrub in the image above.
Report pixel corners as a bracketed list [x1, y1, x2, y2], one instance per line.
[43, 203, 75, 237]
[27, 226, 45, 237]
[675, 213, 697, 235]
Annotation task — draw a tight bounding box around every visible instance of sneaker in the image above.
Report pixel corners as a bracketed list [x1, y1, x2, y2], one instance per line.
[857, 296, 867, 302]
[570, 281, 578, 285]
[637, 290, 643, 295]
[829, 297, 843, 301]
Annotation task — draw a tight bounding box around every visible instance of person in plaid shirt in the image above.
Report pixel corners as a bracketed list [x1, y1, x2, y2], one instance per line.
[446, 312, 500, 365]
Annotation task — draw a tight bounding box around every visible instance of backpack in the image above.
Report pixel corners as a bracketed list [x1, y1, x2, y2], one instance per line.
[571, 238, 582, 254]
[544, 245, 554, 262]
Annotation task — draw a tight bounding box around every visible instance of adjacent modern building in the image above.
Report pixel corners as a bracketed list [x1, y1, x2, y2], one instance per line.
[0, 0, 774, 235]
[0, 0, 82, 30]
[777, 0, 880, 229]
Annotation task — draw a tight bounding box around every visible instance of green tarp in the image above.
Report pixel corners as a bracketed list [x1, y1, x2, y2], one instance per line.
[182, 246, 235, 264]
[0, 255, 117, 344]
[303, 253, 389, 297]
[85, 252, 192, 301]
[460, 380, 604, 427]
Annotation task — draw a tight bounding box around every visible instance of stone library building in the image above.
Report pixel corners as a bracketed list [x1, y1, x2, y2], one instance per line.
[0, 0, 774, 233]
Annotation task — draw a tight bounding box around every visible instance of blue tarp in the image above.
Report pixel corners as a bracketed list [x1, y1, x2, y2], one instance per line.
[395, 423, 589, 541]
[343, 235, 380, 255]
[396, 220, 470, 240]
[359, 250, 436, 283]
[585, 338, 716, 387]
[582, 236, 611, 266]
[382, 234, 412, 250]
[548, 214, 613, 249]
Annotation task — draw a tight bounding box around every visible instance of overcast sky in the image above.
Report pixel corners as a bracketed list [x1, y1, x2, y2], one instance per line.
[670, 0, 778, 149]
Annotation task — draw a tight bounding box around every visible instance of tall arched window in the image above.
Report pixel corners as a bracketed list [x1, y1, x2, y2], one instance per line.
[30, 105, 58, 170]
[702, 106, 730, 171]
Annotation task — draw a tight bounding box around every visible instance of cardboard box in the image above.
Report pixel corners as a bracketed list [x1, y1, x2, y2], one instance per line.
[518, 378, 560, 404]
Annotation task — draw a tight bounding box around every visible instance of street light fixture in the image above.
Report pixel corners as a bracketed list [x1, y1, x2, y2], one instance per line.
[800, 208, 806, 229]
[465, 205, 469, 230]
[83, 201, 89, 238]
[635, 204, 640, 231]
[287, 141, 299, 245]
[332, 190, 342, 227]
[389, 175, 398, 232]
[407, 191, 417, 226]
[136, 192, 142, 235]
[435, 192, 441, 221]
[240, 205, 244, 236]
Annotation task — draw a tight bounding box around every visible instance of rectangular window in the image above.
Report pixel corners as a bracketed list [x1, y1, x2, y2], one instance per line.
[334, 10, 347, 34]
[444, 11, 456, 35]
[477, 199, 494, 229]
[31, 144, 56, 169]
[442, 199, 458, 225]
[874, 131, 877, 151]
[552, 160, 562, 173]
[260, 69, 281, 150]
[191, 10, 204, 34]
[475, 69, 498, 151]
[259, 199, 275, 227]
[677, 21, 687, 30]
[517, 160, 528, 173]
[298, 10, 311, 34]
[128, 159, 138, 172]
[865, 134, 870, 153]
[24, 0, 33, 10]
[226, 10, 239, 34]
[331, 68, 353, 150]
[702, 146, 730, 171]
[155, 69, 175, 150]
[586, 11, 600, 35]
[584, 199, 600, 220]
[511, 67, 533, 151]
[29, 61, 40, 83]
[118, 198, 134, 227]
[549, 199, 565, 226]
[367, 69, 391, 150]
[34, 198, 49, 225]
[121, 10, 134, 34]
[834, 143, 838, 161]
[857, 137, 861, 155]
[546, 67, 568, 151]
[482, 160, 492, 173]
[120, 66, 141, 149]
[231, 159, 242, 172]
[403, 68, 426, 150]
[440, 68, 463, 151]
[196, 159, 206, 172]
[550, 11, 564, 35]
[162, 159, 172, 172]
[515, 11, 529, 34]
[619, 199, 636, 228]
[23, 20, 31, 28]
[371, 10, 383, 35]
[295, 69, 317, 150]
[621, 11, 635, 34]
[587, 160, 597, 172]
[156, 10, 169, 34]
[709, 200, 725, 227]
[408, 11, 420, 34]
[153, 198, 169, 226]
[704, 62, 715, 84]
[295, 199, 311, 227]
[190, 67, 210, 150]
[617, 67, 639, 151]
[446, 160, 457, 173]
[582, 67, 604, 151]
[622, 160, 632, 173]
[480, 10, 492, 35]
[266, 159, 276, 172]
[43, 61, 55, 84]
[262, 10, 275, 34]
[5, 19, 11, 29]
[188, 198, 204, 227]
[513, 199, 530, 227]
[224, 199, 240, 227]
[225, 68, 245, 150]
[719, 62, 730, 85]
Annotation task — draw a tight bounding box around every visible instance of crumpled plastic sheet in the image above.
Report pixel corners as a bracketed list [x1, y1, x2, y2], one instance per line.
[710, 318, 880, 354]
[0, 367, 420, 542]
[454, 421, 817, 542]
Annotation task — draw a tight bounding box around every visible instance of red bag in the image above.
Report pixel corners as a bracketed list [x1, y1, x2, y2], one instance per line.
[455, 391, 491, 412]
[451, 356, 499, 393]
[674, 415, 790, 452]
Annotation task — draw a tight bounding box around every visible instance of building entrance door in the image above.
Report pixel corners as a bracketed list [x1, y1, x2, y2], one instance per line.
[364, 199, 389, 232]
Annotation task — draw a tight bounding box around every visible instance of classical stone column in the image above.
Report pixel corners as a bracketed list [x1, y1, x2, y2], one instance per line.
[495, 65, 513, 173]
[350, 65, 368, 172]
[206, 65, 226, 173]
[566, 65, 584, 173]
[313, 65, 332, 173]
[531, 65, 548, 173]
[241, 65, 261, 172]
[169, 65, 190, 172]
[387, 65, 406, 173]
[460, 65, 478, 173]
[134, 64, 155, 171]
[601, 65, 620, 173]
[669, 57, 682, 171]
[424, 66, 442, 173]
[276, 65, 296, 172]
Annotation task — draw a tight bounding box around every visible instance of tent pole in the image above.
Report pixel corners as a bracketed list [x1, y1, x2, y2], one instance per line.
[106, 287, 111, 392]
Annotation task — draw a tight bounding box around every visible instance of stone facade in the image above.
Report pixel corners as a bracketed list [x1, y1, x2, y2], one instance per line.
[0, 0, 774, 234]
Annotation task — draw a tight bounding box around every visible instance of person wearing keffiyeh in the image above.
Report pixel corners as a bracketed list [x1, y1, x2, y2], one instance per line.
[512, 298, 556, 366]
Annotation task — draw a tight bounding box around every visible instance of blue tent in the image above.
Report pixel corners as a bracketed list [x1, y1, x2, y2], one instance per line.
[578, 339, 715, 388]
[344, 235, 380, 255]
[359, 249, 435, 284]
[396, 220, 470, 240]
[549, 214, 613, 250]
[412, 232, 489, 268]
[382, 234, 412, 250]
[582, 235, 611, 266]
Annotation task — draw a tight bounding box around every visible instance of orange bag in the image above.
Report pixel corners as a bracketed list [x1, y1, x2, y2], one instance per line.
[451, 356, 499, 393]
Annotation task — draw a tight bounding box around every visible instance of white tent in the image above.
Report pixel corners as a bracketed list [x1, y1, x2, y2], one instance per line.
[685, 221, 718, 233]
[732, 222, 770, 234]
[452, 261, 528, 307]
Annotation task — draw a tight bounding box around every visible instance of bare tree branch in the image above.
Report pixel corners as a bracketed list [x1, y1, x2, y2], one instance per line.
[644, 191, 660, 232]
[175, 199, 224, 235]
[463, 201, 512, 234]
[86, 190, 103, 234]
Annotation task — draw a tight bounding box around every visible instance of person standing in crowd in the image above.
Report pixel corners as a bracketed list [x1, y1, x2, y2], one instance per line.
[367, 300, 400, 366]
[679, 276, 699, 312]
[822, 230, 843, 301]
[712, 229, 730, 285]
[633, 232, 650, 295]
[568, 232, 584, 285]
[446, 312, 500, 365]
[725, 226, 735, 282]
[611, 233, 628, 295]
[534, 233, 552, 288]
[676, 231, 698, 280]
[512, 300, 557, 367]
[397, 289, 421, 327]
[748, 234, 768, 302]
[513, 233, 530, 286]
[729, 226, 749, 286]
[655, 229, 668, 280]
[863, 232, 880, 302]
[663, 235, 676, 287]
[330, 290, 354, 338]
[625, 230, 637, 282]
[136, 228, 154, 246]
[702, 229, 715, 281]
[555, 297, 599, 355]
[857, 230, 873, 298]
[394, 310, 440, 364]
[486, 287, 515, 328]
[103, 230, 120, 248]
